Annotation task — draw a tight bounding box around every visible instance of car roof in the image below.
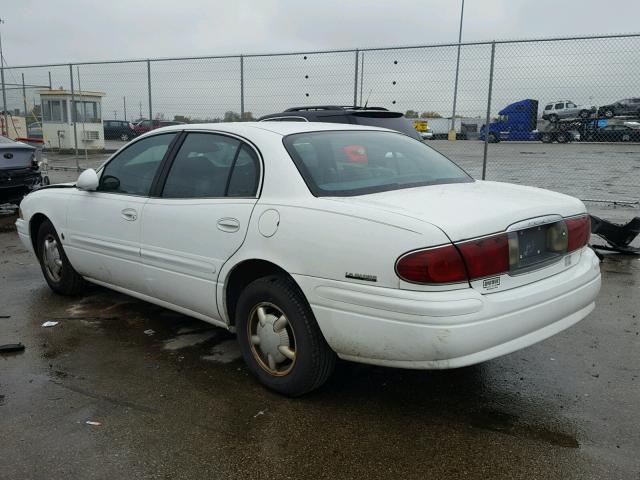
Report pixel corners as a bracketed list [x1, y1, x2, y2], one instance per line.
[148, 121, 394, 138]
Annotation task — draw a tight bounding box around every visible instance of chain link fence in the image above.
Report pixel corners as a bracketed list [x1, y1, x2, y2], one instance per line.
[2, 33, 639, 203]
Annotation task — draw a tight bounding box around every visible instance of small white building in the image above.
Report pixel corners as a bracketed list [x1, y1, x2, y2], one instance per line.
[39, 89, 105, 151]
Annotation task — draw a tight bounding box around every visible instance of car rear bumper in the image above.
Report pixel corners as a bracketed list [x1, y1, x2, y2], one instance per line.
[294, 247, 601, 369]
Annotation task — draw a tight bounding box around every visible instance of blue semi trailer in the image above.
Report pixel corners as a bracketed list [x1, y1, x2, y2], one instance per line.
[479, 99, 539, 142]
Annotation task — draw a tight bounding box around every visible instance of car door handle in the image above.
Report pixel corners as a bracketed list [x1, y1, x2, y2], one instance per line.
[121, 208, 138, 221]
[217, 218, 240, 233]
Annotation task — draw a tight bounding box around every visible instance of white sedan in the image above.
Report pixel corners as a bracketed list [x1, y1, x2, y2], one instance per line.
[16, 122, 601, 396]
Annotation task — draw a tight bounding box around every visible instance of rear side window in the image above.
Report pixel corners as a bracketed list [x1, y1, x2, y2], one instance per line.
[99, 133, 176, 195]
[544, 104, 552, 111]
[555, 103, 564, 109]
[162, 133, 259, 198]
[283, 130, 472, 197]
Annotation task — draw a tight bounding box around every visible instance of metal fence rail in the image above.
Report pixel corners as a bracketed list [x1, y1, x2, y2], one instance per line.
[2, 33, 639, 203]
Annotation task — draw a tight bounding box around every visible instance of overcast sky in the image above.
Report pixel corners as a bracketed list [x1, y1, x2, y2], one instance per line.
[3, 0, 640, 65]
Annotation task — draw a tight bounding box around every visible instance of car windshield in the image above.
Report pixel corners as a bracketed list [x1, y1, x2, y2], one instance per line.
[283, 130, 472, 197]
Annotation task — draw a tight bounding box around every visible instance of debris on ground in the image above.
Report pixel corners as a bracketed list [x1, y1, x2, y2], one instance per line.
[590, 215, 640, 254]
[0, 315, 10, 319]
[253, 409, 267, 418]
[0, 343, 25, 353]
[42, 321, 59, 328]
[143, 329, 155, 336]
[85, 420, 102, 426]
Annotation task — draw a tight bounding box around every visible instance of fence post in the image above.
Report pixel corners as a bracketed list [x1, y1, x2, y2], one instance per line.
[48, 71, 52, 89]
[21, 73, 27, 118]
[353, 49, 359, 108]
[69, 63, 79, 164]
[482, 42, 496, 181]
[147, 60, 152, 122]
[359, 51, 365, 106]
[0, 41, 6, 137]
[240, 55, 244, 120]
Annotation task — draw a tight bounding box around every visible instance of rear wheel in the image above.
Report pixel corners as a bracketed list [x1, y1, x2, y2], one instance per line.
[622, 133, 631, 142]
[579, 109, 591, 119]
[556, 132, 569, 143]
[235, 274, 336, 396]
[488, 132, 498, 143]
[36, 219, 85, 295]
[548, 114, 559, 123]
[603, 108, 614, 118]
[540, 132, 553, 143]
[120, 133, 130, 141]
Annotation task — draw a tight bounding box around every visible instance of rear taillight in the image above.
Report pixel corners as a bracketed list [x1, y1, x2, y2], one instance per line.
[566, 215, 591, 252]
[457, 233, 510, 280]
[396, 245, 467, 284]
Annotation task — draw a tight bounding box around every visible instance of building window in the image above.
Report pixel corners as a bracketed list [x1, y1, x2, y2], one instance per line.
[73, 101, 101, 123]
[42, 99, 68, 122]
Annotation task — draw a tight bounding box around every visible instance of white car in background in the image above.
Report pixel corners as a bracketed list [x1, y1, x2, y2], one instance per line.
[16, 122, 601, 396]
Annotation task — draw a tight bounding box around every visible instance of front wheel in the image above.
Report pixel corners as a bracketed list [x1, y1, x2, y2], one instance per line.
[120, 133, 130, 141]
[37, 219, 86, 295]
[236, 274, 336, 396]
[579, 110, 591, 119]
[488, 132, 498, 143]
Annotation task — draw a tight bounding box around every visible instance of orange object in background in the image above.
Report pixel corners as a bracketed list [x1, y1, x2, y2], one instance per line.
[343, 145, 368, 164]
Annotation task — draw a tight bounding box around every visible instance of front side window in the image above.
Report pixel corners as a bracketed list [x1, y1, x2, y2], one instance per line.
[162, 133, 259, 199]
[42, 99, 68, 122]
[566, 102, 576, 108]
[99, 133, 176, 196]
[554, 103, 564, 109]
[283, 130, 472, 197]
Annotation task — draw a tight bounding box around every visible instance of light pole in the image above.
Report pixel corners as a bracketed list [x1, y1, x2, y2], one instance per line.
[0, 18, 8, 137]
[449, 0, 465, 141]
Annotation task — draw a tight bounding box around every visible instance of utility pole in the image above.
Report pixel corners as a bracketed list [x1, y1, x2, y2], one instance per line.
[113, 110, 117, 119]
[449, 0, 465, 141]
[139, 101, 142, 119]
[123, 96, 127, 121]
[0, 18, 8, 137]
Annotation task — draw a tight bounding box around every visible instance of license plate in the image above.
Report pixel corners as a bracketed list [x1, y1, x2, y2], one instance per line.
[509, 221, 567, 271]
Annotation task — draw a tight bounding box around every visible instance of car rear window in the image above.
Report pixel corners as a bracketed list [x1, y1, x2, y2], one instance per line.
[283, 130, 472, 197]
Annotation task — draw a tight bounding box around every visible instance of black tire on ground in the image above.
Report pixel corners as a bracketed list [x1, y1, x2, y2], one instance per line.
[604, 109, 614, 118]
[120, 133, 130, 141]
[622, 134, 631, 142]
[540, 132, 553, 143]
[36, 219, 86, 295]
[579, 110, 590, 119]
[488, 132, 498, 143]
[548, 114, 559, 123]
[235, 274, 336, 396]
[556, 132, 569, 143]
[42, 175, 50, 186]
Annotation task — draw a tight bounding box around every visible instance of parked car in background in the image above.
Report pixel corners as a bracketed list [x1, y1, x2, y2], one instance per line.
[0, 135, 41, 205]
[133, 119, 185, 136]
[17, 122, 600, 396]
[26, 122, 43, 139]
[597, 98, 640, 118]
[585, 124, 640, 142]
[104, 120, 136, 141]
[542, 101, 595, 122]
[259, 106, 422, 140]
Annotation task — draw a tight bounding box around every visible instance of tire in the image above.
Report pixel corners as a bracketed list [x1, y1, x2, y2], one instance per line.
[548, 114, 559, 123]
[36, 219, 86, 295]
[622, 134, 631, 142]
[579, 110, 590, 119]
[42, 175, 50, 186]
[556, 132, 569, 143]
[235, 274, 336, 396]
[541, 132, 553, 143]
[120, 133, 130, 141]
[604, 109, 614, 118]
[488, 132, 498, 143]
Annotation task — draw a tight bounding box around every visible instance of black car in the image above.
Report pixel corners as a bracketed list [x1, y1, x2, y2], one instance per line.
[597, 98, 640, 118]
[0, 136, 41, 205]
[585, 124, 640, 142]
[258, 106, 422, 140]
[104, 120, 136, 141]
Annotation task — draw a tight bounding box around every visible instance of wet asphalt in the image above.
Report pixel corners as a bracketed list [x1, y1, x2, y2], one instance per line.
[1, 205, 640, 479]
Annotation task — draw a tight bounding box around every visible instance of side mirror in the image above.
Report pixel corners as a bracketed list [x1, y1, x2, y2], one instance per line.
[77, 168, 99, 191]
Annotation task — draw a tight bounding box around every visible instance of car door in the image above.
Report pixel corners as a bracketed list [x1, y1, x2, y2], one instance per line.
[65, 132, 178, 293]
[140, 131, 261, 320]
